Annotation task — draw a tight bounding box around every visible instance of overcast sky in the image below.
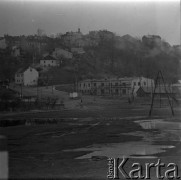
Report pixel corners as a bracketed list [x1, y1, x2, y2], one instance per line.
[0, 0, 180, 45]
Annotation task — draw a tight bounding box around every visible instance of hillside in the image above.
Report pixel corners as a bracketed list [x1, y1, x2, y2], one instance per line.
[76, 33, 181, 83]
[0, 31, 181, 84]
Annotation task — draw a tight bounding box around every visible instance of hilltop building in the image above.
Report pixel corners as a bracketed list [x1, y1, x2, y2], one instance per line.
[61, 28, 84, 47]
[71, 47, 85, 55]
[142, 35, 161, 48]
[11, 46, 20, 57]
[52, 48, 73, 59]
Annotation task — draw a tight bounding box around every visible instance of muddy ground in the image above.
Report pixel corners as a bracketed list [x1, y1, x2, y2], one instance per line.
[0, 96, 181, 179]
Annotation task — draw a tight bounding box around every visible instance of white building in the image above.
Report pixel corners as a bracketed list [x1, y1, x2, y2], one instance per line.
[11, 46, 20, 57]
[15, 67, 39, 86]
[40, 55, 59, 67]
[130, 77, 154, 95]
[71, 47, 85, 54]
[52, 48, 73, 59]
[78, 76, 154, 97]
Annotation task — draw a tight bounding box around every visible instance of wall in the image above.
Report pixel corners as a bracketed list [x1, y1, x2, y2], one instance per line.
[53, 49, 72, 59]
[23, 67, 38, 86]
[15, 73, 23, 85]
[40, 60, 59, 67]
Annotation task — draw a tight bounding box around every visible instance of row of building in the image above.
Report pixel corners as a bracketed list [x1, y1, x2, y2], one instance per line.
[14, 67, 181, 98]
[78, 77, 181, 98]
[78, 77, 154, 97]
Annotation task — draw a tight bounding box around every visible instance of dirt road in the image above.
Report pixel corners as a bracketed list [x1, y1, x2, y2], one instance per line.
[0, 97, 181, 179]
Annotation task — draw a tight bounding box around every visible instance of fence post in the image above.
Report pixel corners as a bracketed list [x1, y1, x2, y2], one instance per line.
[0, 136, 8, 179]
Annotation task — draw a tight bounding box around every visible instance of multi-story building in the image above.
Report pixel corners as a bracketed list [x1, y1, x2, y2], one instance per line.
[142, 35, 161, 48]
[40, 55, 60, 67]
[78, 77, 154, 97]
[78, 78, 131, 96]
[61, 28, 83, 47]
[71, 47, 85, 55]
[15, 66, 39, 86]
[11, 46, 20, 57]
[52, 48, 73, 59]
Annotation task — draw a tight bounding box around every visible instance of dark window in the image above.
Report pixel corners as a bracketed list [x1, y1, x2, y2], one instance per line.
[115, 83, 118, 86]
[138, 82, 141, 86]
[88, 83, 90, 87]
[144, 82, 146, 86]
[122, 89, 126, 94]
[84, 83, 85, 87]
[122, 83, 126, 86]
[44, 61, 45, 63]
[115, 89, 118, 94]
[101, 83, 104, 86]
[134, 82, 136, 86]
[101, 89, 104, 94]
[94, 83, 96, 87]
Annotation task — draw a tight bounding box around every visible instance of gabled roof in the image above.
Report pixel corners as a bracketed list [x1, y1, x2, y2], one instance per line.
[43, 55, 57, 60]
[16, 66, 36, 74]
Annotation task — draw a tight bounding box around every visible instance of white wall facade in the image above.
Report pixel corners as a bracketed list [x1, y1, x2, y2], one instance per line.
[131, 77, 154, 95]
[23, 67, 39, 86]
[15, 73, 23, 85]
[52, 48, 72, 59]
[40, 59, 59, 67]
[15, 67, 39, 86]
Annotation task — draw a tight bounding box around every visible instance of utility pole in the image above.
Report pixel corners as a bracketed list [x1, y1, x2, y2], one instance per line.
[37, 83, 39, 98]
[52, 84, 54, 94]
[20, 83, 23, 99]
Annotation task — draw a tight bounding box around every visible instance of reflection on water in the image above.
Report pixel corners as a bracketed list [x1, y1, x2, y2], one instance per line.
[135, 119, 181, 130]
[65, 118, 181, 160]
[64, 142, 174, 159]
[135, 119, 181, 142]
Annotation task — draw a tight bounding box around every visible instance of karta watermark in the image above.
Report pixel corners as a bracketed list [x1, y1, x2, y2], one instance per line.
[107, 157, 180, 179]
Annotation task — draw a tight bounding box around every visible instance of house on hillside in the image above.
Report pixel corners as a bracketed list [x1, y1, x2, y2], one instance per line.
[71, 47, 85, 55]
[15, 66, 39, 86]
[40, 55, 60, 67]
[52, 48, 73, 59]
[11, 46, 20, 57]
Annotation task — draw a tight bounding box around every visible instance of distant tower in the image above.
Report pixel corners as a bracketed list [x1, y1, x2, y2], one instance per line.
[78, 28, 80, 33]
